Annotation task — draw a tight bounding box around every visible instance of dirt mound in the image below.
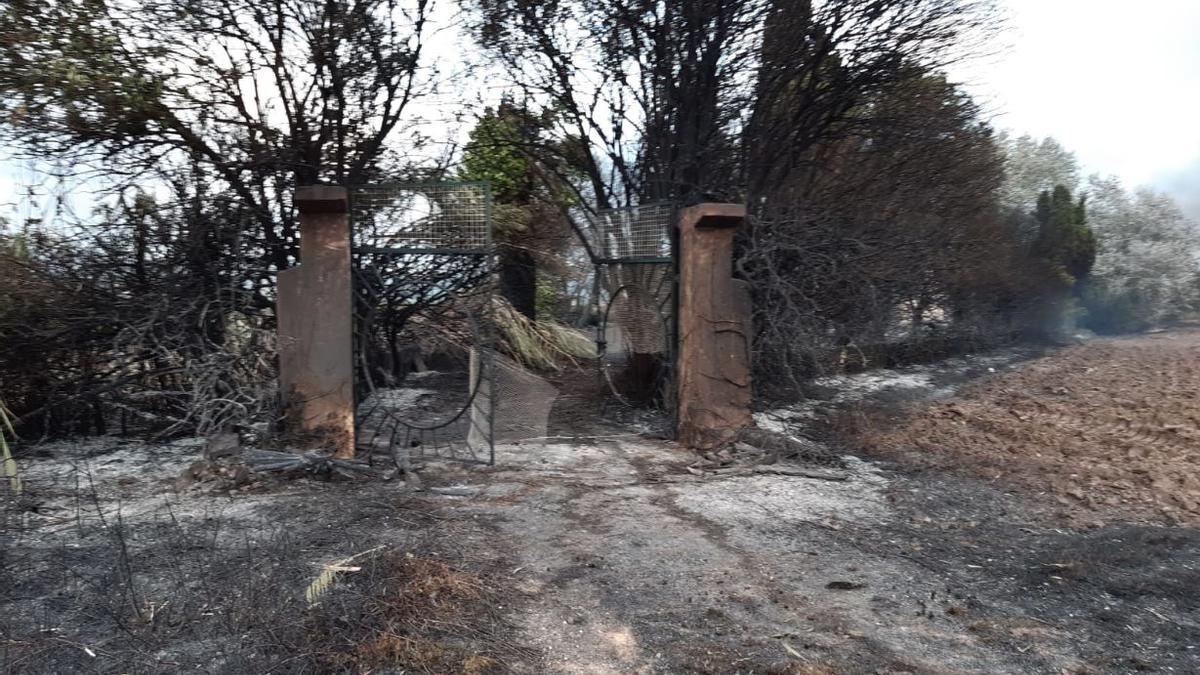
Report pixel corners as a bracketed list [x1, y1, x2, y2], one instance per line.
[858, 330, 1200, 526]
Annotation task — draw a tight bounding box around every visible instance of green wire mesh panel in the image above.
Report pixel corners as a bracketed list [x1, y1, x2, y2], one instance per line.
[349, 182, 496, 465]
[352, 182, 491, 254]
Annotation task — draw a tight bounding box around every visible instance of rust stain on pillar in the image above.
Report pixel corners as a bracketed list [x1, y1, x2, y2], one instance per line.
[676, 203, 753, 450]
[277, 185, 356, 458]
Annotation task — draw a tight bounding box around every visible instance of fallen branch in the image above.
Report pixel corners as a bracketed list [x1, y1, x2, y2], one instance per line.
[244, 449, 375, 480]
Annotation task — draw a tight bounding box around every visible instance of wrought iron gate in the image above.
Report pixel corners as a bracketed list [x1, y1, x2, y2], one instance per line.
[591, 203, 678, 420]
[349, 182, 497, 465]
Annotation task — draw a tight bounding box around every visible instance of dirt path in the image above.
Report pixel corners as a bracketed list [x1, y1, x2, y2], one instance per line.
[421, 421, 1197, 673]
[446, 439, 970, 673]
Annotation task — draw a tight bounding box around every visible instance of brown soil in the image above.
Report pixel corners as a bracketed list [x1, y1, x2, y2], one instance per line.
[857, 330, 1200, 526]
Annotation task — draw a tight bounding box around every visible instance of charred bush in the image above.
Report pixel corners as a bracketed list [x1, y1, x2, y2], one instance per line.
[0, 193, 277, 442]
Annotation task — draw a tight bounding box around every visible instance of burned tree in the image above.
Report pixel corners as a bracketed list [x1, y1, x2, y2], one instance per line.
[0, 0, 440, 432]
[467, 0, 1012, 398]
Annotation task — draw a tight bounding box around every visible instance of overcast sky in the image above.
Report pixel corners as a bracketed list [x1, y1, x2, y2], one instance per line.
[952, 0, 1200, 215]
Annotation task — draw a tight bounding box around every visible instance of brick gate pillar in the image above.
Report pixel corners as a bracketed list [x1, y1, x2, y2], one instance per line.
[277, 185, 356, 458]
[676, 203, 753, 450]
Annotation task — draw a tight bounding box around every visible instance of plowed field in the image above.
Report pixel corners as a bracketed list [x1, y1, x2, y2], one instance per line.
[860, 330, 1200, 526]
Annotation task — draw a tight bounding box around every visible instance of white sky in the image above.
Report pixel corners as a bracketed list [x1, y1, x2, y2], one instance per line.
[951, 0, 1200, 214]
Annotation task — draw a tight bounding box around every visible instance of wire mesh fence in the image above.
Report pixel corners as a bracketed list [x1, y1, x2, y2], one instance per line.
[491, 355, 560, 442]
[593, 202, 674, 262]
[352, 182, 491, 253]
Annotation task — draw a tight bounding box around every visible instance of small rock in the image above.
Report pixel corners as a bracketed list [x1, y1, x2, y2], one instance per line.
[204, 432, 241, 459]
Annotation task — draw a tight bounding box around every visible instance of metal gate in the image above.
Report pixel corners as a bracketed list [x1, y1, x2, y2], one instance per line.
[347, 189, 681, 464]
[348, 182, 497, 465]
[591, 203, 678, 422]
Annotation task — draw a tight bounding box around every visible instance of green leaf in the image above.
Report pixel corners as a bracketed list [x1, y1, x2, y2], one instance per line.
[0, 401, 22, 497]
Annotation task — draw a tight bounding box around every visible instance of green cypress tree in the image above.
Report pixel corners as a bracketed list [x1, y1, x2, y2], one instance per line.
[1033, 184, 1097, 289]
[460, 103, 542, 319]
[459, 101, 577, 320]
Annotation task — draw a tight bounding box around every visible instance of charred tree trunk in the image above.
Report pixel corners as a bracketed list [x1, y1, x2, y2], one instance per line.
[499, 246, 537, 320]
[620, 352, 668, 405]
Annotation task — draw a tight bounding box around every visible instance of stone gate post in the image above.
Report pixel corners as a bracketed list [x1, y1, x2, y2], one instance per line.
[277, 185, 356, 458]
[676, 203, 753, 450]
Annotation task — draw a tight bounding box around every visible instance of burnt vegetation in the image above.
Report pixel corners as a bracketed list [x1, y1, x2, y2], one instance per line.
[1, 0, 1199, 670]
[2, 0, 1182, 439]
[0, 0, 1189, 433]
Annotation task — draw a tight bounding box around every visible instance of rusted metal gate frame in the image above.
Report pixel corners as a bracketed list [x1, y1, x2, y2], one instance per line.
[348, 181, 497, 466]
[591, 202, 680, 431]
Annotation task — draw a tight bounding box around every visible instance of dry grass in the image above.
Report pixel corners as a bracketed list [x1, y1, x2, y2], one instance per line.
[349, 634, 451, 671]
[390, 557, 488, 609]
[315, 555, 511, 673]
[0, 399, 21, 496]
[2, 470, 524, 674]
[493, 299, 596, 370]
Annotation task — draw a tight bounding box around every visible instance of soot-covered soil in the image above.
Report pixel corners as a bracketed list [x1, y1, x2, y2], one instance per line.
[3, 332, 1199, 673]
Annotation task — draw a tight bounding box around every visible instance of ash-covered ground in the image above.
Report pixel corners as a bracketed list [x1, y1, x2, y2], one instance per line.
[3, 333, 1198, 674]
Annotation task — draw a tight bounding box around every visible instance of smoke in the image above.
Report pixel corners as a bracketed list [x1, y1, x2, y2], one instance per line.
[1157, 158, 1200, 223]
